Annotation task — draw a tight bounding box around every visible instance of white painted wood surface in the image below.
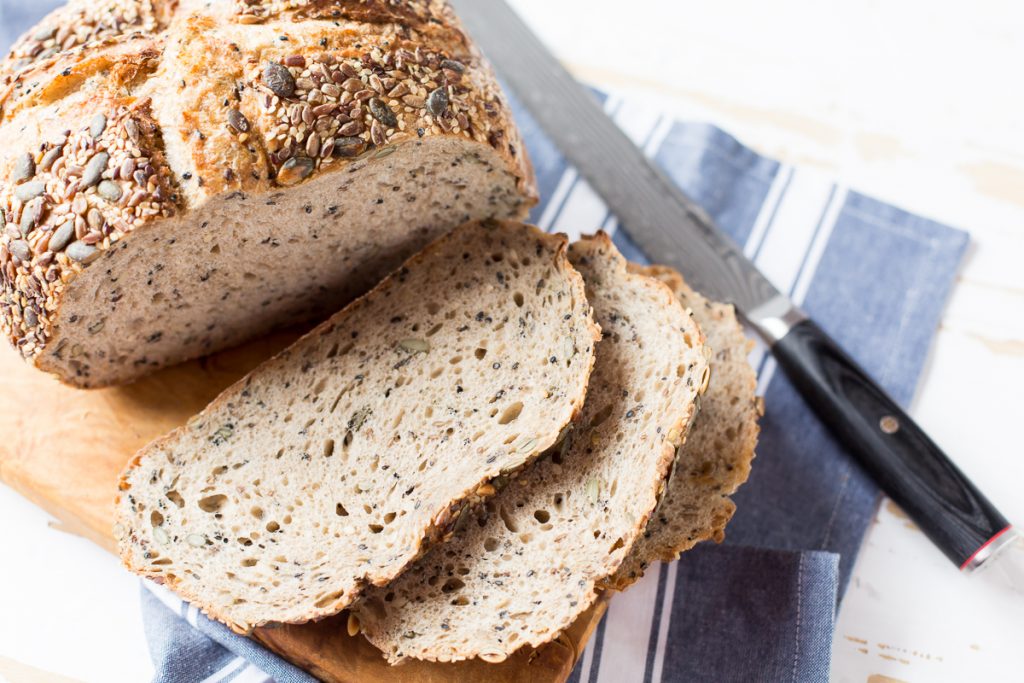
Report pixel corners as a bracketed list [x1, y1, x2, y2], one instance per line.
[0, 1, 1021, 681]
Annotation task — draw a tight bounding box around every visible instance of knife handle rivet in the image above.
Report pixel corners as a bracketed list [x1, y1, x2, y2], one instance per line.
[880, 415, 900, 434]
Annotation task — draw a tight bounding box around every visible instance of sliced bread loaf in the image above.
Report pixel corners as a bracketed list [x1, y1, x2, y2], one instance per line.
[0, 0, 535, 387]
[607, 265, 758, 589]
[115, 219, 599, 633]
[353, 233, 710, 664]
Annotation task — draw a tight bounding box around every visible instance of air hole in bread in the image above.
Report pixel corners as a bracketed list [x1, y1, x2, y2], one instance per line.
[589, 405, 614, 429]
[533, 510, 550, 524]
[474, 347, 487, 360]
[441, 578, 465, 593]
[198, 494, 227, 513]
[369, 524, 384, 534]
[426, 323, 443, 338]
[241, 558, 257, 567]
[323, 439, 335, 457]
[336, 503, 349, 517]
[266, 521, 280, 532]
[166, 490, 185, 508]
[483, 537, 499, 552]
[513, 292, 524, 307]
[250, 506, 264, 520]
[151, 511, 164, 527]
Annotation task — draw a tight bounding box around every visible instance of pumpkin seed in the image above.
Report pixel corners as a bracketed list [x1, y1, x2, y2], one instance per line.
[263, 62, 296, 98]
[8, 240, 30, 262]
[186, 534, 206, 547]
[516, 437, 538, 453]
[276, 156, 314, 186]
[81, 152, 109, 188]
[14, 180, 45, 202]
[20, 197, 43, 235]
[699, 365, 711, 394]
[398, 338, 429, 353]
[426, 87, 449, 118]
[48, 220, 75, 252]
[66, 240, 99, 264]
[12, 153, 35, 183]
[97, 180, 122, 201]
[368, 98, 398, 128]
[89, 113, 107, 139]
[586, 477, 600, 503]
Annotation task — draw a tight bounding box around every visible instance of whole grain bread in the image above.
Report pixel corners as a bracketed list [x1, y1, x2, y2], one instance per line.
[607, 264, 758, 589]
[0, 0, 536, 387]
[115, 219, 599, 633]
[353, 233, 710, 664]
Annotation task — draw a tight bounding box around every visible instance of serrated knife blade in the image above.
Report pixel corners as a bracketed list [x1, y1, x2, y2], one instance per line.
[452, 0, 1019, 583]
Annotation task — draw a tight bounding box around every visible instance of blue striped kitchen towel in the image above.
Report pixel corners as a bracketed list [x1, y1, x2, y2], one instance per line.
[1, 3, 968, 680]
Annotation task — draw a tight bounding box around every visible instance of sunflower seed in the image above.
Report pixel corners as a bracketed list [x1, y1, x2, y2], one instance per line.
[426, 87, 449, 118]
[305, 133, 321, 158]
[12, 153, 35, 183]
[186, 533, 206, 547]
[334, 136, 365, 158]
[8, 240, 30, 262]
[39, 145, 62, 172]
[399, 338, 430, 353]
[227, 108, 249, 133]
[370, 120, 386, 146]
[33, 26, 56, 41]
[263, 62, 295, 98]
[48, 220, 75, 252]
[66, 240, 99, 264]
[283, 54, 305, 68]
[586, 478, 600, 503]
[153, 526, 169, 545]
[368, 98, 397, 128]
[94, 181, 121, 203]
[277, 156, 314, 186]
[342, 77, 363, 93]
[321, 83, 341, 99]
[24, 308, 38, 327]
[86, 207, 104, 229]
[89, 113, 107, 139]
[14, 180, 44, 202]
[338, 120, 363, 137]
[81, 152, 109, 188]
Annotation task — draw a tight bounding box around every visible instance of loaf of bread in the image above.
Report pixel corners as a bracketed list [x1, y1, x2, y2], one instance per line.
[353, 233, 710, 664]
[115, 219, 599, 633]
[0, 0, 535, 387]
[607, 264, 758, 589]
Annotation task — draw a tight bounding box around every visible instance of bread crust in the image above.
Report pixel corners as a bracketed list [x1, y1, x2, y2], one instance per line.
[0, 0, 536, 383]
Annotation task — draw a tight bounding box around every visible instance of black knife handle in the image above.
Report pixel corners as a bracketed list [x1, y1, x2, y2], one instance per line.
[772, 318, 1010, 569]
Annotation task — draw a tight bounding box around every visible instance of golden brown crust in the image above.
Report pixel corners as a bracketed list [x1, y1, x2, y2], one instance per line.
[0, 0, 537, 375]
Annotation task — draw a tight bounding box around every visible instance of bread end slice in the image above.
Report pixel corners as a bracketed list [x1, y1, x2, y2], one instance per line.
[605, 264, 759, 590]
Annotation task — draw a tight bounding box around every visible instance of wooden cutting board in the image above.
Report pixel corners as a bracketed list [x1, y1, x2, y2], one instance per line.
[0, 333, 604, 682]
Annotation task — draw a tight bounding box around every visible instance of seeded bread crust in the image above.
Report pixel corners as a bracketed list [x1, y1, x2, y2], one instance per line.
[0, 0, 536, 386]
[115, 219, 600, 633]
[606, 264, 758, 590]
[353, 234, 710, 664]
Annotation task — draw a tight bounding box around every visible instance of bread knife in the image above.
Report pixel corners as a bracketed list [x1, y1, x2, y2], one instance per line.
[450, 0, 1022, 585]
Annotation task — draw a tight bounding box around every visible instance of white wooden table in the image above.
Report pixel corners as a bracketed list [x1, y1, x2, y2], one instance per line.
[1, 1, 1022, 681]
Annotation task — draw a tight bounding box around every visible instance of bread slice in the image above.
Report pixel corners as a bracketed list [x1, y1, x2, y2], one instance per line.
[0, 1, 536, 387]
[607, 265, 758, 589]
[115, 219, 599, 633]
[353, 233, 710, 664]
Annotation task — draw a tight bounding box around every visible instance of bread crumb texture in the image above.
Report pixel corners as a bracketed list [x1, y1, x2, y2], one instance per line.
[115, 219, 599, 632]
[0, 0, 536, 386]
[354, 234, 711, 664]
